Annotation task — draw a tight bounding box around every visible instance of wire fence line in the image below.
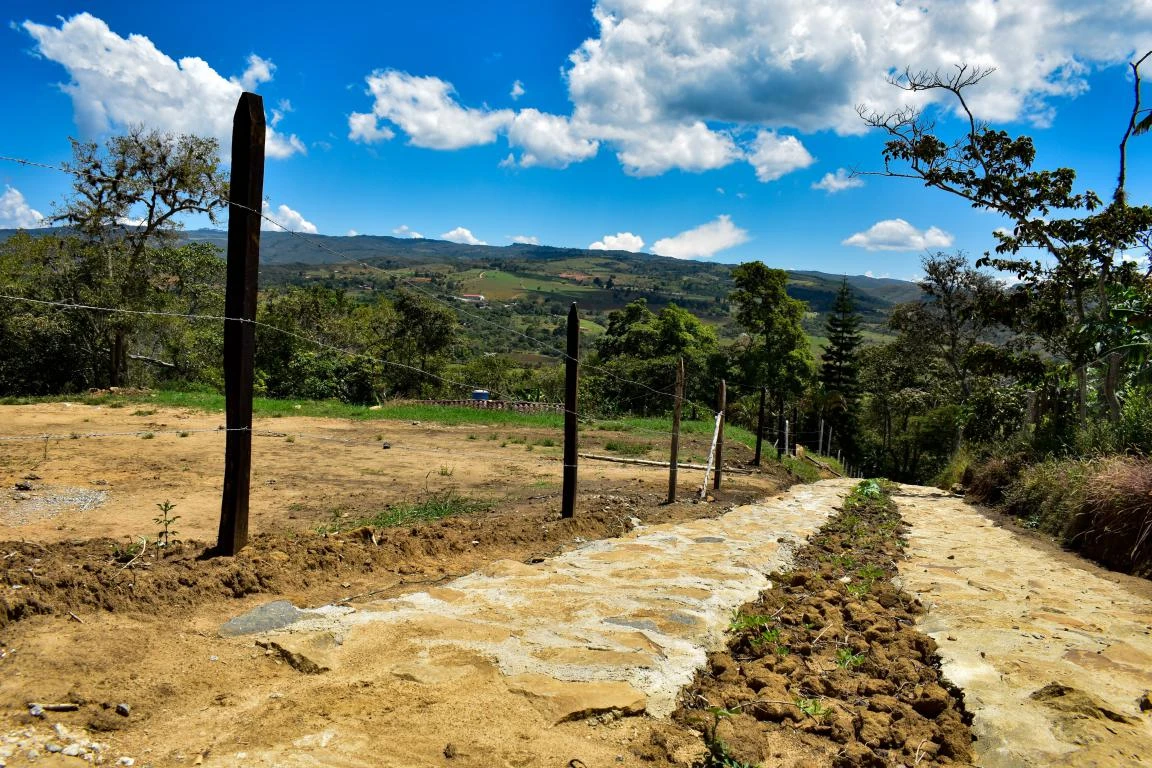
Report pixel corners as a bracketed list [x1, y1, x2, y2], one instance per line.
[0, 152, 720, 418]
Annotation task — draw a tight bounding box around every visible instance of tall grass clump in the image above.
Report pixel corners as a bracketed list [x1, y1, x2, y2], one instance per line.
[1002, 459, 1093, 535]
[1075, 457, 1152, 578]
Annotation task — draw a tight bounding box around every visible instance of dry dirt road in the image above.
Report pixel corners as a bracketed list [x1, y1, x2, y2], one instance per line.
[2, 470, 1151, 767]
[895, 485, 1152, 767]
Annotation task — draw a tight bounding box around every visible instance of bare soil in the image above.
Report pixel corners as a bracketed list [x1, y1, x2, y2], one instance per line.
[664, 484, 974, 767]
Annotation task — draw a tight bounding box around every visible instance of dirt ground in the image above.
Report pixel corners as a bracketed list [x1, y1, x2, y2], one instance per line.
[0, 401, 795, 766]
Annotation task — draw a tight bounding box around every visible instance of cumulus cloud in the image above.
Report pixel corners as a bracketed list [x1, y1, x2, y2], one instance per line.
[23, 13, 304, 159]
[610, 121, 741, 177]
[511, 234, 540, 245]
[392, 224, 423, 239]
[813, 168, 865, 193]
[747, 130, 815, 182]
[0, 187, 45, 229]
[507, 109, 599, 168]
[652, 215, 748, 259]
[440, 226, 486, 245]
[261, 200, 318, 234]
[842, 219, 953, 251]
[349, 71, 512, 149]
[510, 80, 525, 100]
[589, 232, 644, 252]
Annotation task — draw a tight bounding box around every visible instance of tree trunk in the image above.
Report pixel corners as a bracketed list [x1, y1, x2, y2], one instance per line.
[110, 330, 126, 387]
[1076, 365, 1088, 425]
[1103, 351, 1123, 424]
[776, 393, 785, 461]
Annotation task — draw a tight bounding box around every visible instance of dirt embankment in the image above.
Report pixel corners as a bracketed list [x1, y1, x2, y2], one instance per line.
[662, 482, 974, 767]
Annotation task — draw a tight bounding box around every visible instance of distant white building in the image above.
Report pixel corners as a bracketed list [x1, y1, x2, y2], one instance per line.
[457, 294, 486, 304]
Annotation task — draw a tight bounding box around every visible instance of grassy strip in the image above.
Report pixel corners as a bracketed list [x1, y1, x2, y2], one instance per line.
[316, 490, 491, 534]
[674, 479, 973, 768]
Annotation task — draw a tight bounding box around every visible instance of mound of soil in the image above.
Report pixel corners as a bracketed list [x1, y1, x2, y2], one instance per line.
[1, 484, 777, 632]
[658, 484, 975, 767]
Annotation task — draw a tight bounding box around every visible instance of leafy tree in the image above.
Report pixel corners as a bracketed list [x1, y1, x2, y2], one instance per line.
[860, 60, 1152, 424]
[729, 262, 812, 455]
[53, 127, 227, 385]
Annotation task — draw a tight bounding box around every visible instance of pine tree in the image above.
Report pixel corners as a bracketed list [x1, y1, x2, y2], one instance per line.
[820, 281, 863, 455]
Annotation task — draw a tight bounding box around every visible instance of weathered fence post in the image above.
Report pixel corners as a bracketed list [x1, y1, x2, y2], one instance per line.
[713, 379, 726, 490]
[776, 394, 785, 461]
[216, 92, 265, 557]
[784, 418, 790, 457]
[667, 356, 684, 503]
[817, 417, 824, 455]
[753, 386, 766, 466]
[561, 302, 579, 519]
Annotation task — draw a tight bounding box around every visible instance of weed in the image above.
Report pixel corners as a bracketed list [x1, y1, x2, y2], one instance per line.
[728, 610, 774, 633]
[439, 464, 455, 477]
[153, 500, 181, 548]
[178, 431, 190, 438]
[795, 697, 827, 719]
[111, 537, 145, 564]
[285, 435, 295, 443]
[487, 433, 499, 440]
[132, 409, 157, 416]
[699, 708, 758, 768]
[535, 437, 556, 447]
[857, 564, 885, 582]
[831, 554, 857, 570]
[835, 647, 866, 669]
[140, 432, 154, 440]
[69, 432, 81, 440]
[604, 439, 653, 456]
[467, 434, 477, 440]
[317, 491, 490, 534]
[846, 582, 871, 598]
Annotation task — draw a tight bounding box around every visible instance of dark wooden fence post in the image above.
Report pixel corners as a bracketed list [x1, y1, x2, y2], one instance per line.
[667, 356, 684, 503]
[216, 92, 265, 556]
[561, 302, 579, 519]
[776, 393, 785, 461]
[753, 386, 766, 466]
[712, 379, 726, 490]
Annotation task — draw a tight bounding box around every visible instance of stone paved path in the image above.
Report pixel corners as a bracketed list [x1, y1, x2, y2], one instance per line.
[895, 485, 1152, 768]
[205, 480, 851, 767]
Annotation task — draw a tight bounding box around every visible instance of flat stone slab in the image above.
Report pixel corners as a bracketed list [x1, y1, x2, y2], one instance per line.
[505, 673, 647, 724]
[219, 600, 315, 637]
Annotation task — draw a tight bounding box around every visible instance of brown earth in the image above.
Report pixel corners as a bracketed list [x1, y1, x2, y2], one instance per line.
[664, 483, 974, 767]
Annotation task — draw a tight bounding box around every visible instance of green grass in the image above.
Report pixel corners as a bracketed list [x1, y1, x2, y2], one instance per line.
[317, 491, 490, 533]
[603, 439, 654, 456]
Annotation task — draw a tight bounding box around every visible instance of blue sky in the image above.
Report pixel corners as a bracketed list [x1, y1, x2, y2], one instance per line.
[2, 1, 1151, 280]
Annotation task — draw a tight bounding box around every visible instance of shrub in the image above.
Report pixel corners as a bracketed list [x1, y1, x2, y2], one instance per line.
[1002, 459, 1092, 536]
[1077, 457, 1152, 578]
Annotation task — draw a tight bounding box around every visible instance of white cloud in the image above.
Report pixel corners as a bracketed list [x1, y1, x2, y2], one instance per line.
[652, 215, 749, 259]
[842, 219, 953, 251]
[589, 232, 645, 252]
[0, 187, 45, 229]
[440, 226, 486, 245]
[347, 229, 359, 236]
[607, 121, 741, 177]
[392, 224, 423, 239]
[348, 111, 394, 143]
[813, 168, 865, 193]
[350, 70, 512, 149]
[23, 13, 304, 159]
[510, 80, 525, 100]
[507, 109, 599, 168]
[261, 200, 318, 234]
[567, 0, 1152, 137]
[511, 234, 540, 245]
[747, 130, 815, 182]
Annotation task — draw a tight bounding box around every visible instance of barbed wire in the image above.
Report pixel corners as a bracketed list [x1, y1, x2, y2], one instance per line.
[0, 152, 719, 417]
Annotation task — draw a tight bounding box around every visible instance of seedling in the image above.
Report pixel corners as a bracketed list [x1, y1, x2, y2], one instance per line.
[795, 697, 827, 719]
[835, 647, 866, 669]
[153, 500, 181, 548]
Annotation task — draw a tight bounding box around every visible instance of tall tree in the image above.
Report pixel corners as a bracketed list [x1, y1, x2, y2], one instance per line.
[859, 60, 1152, 424]
[820, 281, 863, 415]
[55, 127, 227, 385]
[729, 262, 812, 454]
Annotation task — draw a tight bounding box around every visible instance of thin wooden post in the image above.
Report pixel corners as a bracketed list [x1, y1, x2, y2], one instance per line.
[561, 302, 579, 519]
[817, 417, 824, 455]
[667, 357, 684, 503]
[784, 419, 790, 457]
[753, 386, 766, 466]
[217, 92, 265, 557]
[712, 379, 726, 490]
[699, 410, 723, 498]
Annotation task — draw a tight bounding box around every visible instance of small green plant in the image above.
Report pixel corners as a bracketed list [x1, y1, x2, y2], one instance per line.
[835, 647, 866, 669]
[467, 434, 477, 441]
[831, 554, 857, 569]
[795, 697, 827, 719]
[140, 432, 154, 440]
[857, 564, 885, 582]
[178, 431, 190, 438]
[728, 610, 773, 633]
[487, 433, 499, 440]
[153, 500, 181, 548]
[699, 708, 758, 768]
[111, 537, 146, 564]
[285, 435, 295, 443]
[846, 582, 871, 598]
[438, 464, 454, 477]
[132, 409, 157, 417]
[535, 437, 556, 447]
[603, 439, 653, 456]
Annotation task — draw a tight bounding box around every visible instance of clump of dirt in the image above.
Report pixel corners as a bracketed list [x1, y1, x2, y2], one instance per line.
[656, 481, 974, 768]
[0, 483, 777, 632]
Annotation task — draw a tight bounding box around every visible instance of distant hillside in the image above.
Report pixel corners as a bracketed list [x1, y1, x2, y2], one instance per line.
[0, 227, 923, 339]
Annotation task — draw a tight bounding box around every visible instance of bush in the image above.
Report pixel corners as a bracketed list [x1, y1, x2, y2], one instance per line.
[1002, 459, 1092, 536]
[1076, 457, 1152, 578]
[966, 454, 1028, 505]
